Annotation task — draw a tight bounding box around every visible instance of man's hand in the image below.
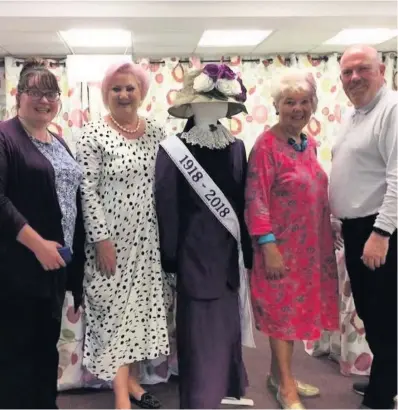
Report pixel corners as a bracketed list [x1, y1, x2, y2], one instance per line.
[361, 231, 389, 271]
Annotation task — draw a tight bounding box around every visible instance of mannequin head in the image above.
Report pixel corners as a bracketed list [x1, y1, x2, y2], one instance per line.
[168, 63, 248, 119]
[190, 102, 228, 128]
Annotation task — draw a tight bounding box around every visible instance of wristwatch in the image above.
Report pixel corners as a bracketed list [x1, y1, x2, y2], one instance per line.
[373, 227, 391, 237]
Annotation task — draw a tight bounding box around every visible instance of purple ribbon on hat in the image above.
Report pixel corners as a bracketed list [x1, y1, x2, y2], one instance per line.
[236, 77, 247, 102]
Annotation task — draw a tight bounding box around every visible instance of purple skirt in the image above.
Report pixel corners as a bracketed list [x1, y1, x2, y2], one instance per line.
[176, 288, 248, 409]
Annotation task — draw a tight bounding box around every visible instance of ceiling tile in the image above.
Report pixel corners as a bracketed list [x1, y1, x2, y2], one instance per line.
[0, 8, 395, 58]
[70, 46, 130, 55]
[254, 29, 340, 53]
[134, 45, 196, 57]
[194, 46, 256, 56]
[0, 31, 62, 46]
[377, 37, 397, 51]
[256, 45, 315, 54]
[5, 43, 69, 56]
[310, 44, 355, 53]
[133, 32, 201, 46]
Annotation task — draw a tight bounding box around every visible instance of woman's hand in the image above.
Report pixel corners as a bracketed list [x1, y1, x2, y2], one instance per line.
[261, 242, 286, 280]
[33, 239, 66, 271]
[334, 233, 344, 251]
[17, 224, 66, 271]
[95, 239, 117, 278]
[331, 218, 344, 250]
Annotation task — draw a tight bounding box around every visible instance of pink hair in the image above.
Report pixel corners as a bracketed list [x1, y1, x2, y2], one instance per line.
[101, 61, 150, 107]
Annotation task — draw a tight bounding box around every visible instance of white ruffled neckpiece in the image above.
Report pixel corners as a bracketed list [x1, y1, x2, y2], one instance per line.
[180, 123, 236, 149]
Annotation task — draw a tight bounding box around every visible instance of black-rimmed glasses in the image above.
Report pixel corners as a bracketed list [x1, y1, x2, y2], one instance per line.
[23, 89, 61, 102]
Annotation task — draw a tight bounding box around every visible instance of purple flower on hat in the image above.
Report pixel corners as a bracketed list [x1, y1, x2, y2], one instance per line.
[202, 64, 221, 80]
[235, 77, 247, 102]
[196, 63, 246, 104]
[202, 63, 237, 81]
[218, 64, 236, 80]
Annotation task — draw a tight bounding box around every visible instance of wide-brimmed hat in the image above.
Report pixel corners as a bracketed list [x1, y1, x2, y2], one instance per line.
[168, 63, 248, 119]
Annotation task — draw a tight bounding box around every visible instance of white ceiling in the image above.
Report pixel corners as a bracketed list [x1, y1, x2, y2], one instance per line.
[0, 0, 396, 59]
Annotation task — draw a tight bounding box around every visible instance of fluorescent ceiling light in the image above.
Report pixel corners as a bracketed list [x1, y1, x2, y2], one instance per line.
[59, 29, 131, 48]
[198, 30, 272, 47]
[324, 28, 398, 45]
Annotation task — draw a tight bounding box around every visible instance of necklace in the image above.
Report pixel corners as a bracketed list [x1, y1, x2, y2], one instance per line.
[110, 114, 141, 134]
[288, 134, 308, 152]
[277, 125, 308, 153]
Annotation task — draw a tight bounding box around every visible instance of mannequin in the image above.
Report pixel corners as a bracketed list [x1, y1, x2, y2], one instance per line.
[192, 102, 254, 408]
[191, 102, 228, 126]
[154, 63, 254, 409]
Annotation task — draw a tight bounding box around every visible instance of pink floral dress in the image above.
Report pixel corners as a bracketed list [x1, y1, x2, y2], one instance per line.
[245, 130, 339, 340]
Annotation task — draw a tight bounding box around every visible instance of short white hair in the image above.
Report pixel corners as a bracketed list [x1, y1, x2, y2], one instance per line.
[271, 68, 318, 113]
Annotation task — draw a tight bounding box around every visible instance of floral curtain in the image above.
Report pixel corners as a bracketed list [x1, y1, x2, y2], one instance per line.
[3, 52, 397, 389]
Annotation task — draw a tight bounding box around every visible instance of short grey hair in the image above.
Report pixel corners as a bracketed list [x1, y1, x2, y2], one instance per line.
[271, 68, 318, 113]
[340, 44, 382, 66]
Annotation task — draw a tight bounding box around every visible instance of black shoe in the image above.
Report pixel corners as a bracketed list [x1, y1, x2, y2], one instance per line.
[353, 381, 368, 396]
[129, 392, 161, 409]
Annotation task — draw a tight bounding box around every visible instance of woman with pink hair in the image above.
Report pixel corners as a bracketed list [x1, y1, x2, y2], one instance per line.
[76, 61, 172, 409]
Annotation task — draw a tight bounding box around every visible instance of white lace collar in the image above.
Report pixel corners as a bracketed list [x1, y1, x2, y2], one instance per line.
[179, 123, 236, 149]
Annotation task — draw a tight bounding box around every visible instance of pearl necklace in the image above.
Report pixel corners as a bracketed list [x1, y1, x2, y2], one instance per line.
[110, 114, 141, 134]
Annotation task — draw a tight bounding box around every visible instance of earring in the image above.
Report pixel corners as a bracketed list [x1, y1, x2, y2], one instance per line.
[275, 110, 279, 115]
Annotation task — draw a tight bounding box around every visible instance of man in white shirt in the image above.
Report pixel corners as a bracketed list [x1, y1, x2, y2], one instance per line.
[329, 45, 397, 409]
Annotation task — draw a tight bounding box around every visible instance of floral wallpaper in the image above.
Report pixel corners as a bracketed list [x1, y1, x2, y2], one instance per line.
[1, 52, 397, 388]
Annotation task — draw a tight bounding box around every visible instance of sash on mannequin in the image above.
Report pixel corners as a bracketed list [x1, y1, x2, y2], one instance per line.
[160, 134, 256, 349]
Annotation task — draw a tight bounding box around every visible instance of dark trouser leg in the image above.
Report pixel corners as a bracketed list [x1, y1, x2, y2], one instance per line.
[176, 290, 245, 409]
[35, 304, 62, 409]
[342, 215, 397, 409]
[0, 294, 61, 409]
[0, 295, 36, 409]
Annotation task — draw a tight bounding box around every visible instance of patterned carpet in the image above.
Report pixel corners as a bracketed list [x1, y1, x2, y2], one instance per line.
[58, 331, 366, 409]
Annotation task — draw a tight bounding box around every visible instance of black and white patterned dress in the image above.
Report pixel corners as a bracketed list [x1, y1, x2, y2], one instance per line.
[76, 118, 172, 381]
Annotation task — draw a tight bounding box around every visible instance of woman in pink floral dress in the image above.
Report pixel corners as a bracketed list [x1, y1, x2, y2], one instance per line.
[245, 69, 339, 409]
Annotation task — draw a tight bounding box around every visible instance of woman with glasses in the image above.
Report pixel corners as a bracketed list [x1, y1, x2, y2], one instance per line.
[0, 57, 85, 409]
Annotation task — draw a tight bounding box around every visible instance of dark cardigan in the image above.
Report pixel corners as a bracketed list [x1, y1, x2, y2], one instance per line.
[0, 116, 85, 319]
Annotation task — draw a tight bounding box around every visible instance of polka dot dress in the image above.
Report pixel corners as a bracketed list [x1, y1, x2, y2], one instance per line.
[76, 118, 172, 381]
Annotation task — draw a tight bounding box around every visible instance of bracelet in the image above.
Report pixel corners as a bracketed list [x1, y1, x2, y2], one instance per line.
[257, 233, 276, 245]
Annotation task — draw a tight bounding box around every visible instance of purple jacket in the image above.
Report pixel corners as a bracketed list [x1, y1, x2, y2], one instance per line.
[155, 134, 252, 300]
[0, 116, 85, 317]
